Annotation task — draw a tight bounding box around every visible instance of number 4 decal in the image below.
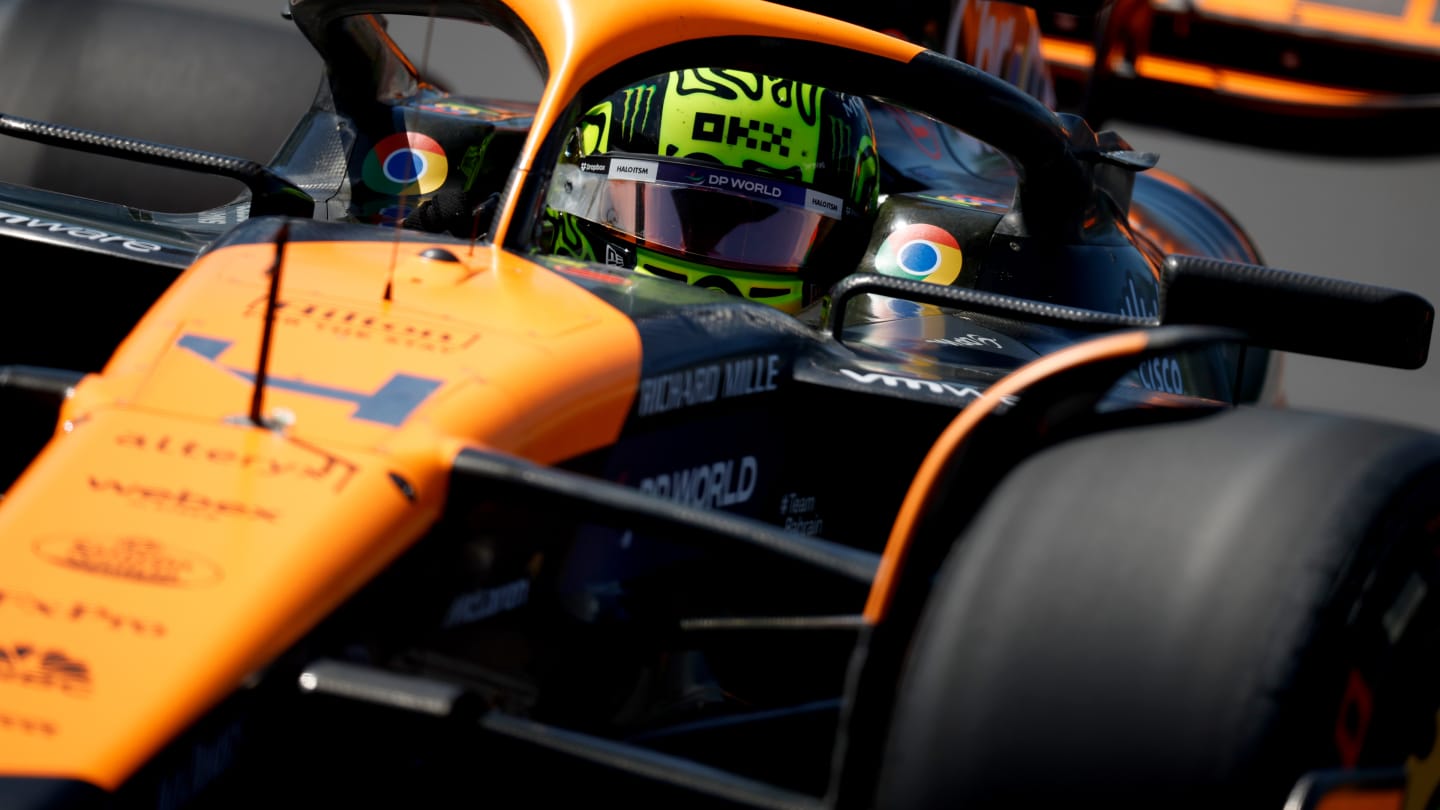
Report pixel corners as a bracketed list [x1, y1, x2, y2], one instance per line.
[178, 334, 442, 426]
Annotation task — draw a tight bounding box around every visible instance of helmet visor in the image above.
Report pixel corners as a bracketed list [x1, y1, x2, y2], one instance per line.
[547, 156, 846, 273]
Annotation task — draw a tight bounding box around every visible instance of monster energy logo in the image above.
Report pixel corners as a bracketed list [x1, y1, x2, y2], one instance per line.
[620, 84, 657, 140]
[692, 112, 792, 157]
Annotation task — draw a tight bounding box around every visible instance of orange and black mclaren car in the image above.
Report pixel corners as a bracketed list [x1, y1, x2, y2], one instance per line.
[0, 0, 1436, 808]
[1038, 0, 1440, 141]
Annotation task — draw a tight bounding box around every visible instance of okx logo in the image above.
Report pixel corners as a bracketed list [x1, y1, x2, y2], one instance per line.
[692, 113, 792, 157]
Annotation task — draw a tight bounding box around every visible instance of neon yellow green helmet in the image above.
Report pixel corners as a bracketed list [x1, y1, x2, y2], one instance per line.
[542, 68, 879, 314]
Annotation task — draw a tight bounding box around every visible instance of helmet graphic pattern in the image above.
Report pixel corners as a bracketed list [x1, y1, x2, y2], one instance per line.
[543, 208, 599, 263]
[545, 67, 881, 313]
[632, 247, 806, 313]
[580, 69, 877, 213]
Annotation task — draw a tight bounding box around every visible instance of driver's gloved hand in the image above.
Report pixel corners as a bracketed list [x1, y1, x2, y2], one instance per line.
[403, 189, 500, 239]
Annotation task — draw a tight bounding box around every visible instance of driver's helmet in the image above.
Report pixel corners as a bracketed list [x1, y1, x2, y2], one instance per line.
[541, 68, 880, 314]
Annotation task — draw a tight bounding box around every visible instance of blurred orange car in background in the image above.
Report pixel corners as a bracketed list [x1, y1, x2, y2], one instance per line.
[1037, 0, 1440, 148]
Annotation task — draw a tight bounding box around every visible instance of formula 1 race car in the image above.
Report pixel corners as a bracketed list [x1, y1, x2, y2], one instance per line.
[0, 1, 1436, 808]
[1035, 0, 1440, 149]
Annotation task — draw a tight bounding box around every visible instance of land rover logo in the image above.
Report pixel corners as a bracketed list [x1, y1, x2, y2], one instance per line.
[33, 535, 222, 588]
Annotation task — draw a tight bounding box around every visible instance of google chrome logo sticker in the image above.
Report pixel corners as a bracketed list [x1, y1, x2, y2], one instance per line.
[362, 132, 449, 196]
[874, 223, 963, 286]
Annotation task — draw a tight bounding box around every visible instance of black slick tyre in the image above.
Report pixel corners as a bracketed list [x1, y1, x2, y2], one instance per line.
[878, 406, 1440, 809]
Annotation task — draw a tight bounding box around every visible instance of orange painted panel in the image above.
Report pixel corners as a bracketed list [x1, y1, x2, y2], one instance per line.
[0, 408, 444, 786]
[96, 239, 642, 464]
[2, 233, 643, 786]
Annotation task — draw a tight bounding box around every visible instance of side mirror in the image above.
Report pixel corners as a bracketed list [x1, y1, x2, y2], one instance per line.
[1160, 254, 1433, 370]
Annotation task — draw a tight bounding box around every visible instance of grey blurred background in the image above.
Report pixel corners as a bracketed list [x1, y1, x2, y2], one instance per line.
[4, 0, 1435, 432]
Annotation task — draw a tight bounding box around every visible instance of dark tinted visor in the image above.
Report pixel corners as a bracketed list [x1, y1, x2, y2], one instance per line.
[547, 155, 845, 272]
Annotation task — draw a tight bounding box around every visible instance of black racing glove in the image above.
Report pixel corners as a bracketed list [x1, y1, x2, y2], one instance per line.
[403, 189, 501, 240]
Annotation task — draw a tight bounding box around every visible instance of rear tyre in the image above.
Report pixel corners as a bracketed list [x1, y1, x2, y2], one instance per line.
[878, 406, 1440, 809]
[0, 0, 320, 211]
